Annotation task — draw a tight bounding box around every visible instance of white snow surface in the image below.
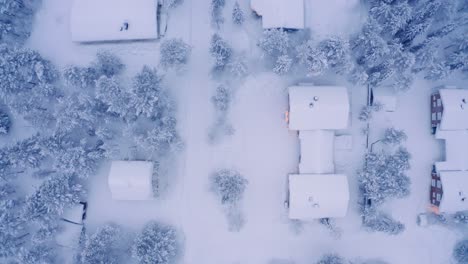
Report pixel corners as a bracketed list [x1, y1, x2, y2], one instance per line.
[288, 173, 349, 219]
[435, 130, 468, 172]
[250, 0, 305, 29]
[108, 161, 154, 200]
[299, 130, 335, 174]
[70, 0, 158, 42]
[439, 88, 468, 130]
[288, 85, 350, 130]
[61, 203, 85, 224]
[25, 0, 464, 263]
[438, 171, 468, 213]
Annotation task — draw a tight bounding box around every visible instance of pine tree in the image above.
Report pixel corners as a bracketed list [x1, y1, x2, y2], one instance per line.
[160, 38, 192, 68]
[211, 0, 226, 28]
[362, 206, 405, 235]
[258, 29, 290, 58]
[382, 127, 407, 145]
[273, 55, 293, 75]
[296, 40, 328, 76]
[318, 37, 352, 74]
[63, 66, 99, 89]
[0, 109, 11, 135]
[17, 243, 57, 264]
[96, 76, 134, 119]
[232, 1, 244, 25]
[453, 239, 468, 264]
[212, 85, 231, 112]
[210, 34, 232, 72]
[211, 169, 248, 205]
[93, 51, 125, 77]
[80, 224, 125, 264]
[316, 254, 347, 264]
[6, 134, 46, 170]
[132, 222, 179, 264]
[131, 66, 166, 118]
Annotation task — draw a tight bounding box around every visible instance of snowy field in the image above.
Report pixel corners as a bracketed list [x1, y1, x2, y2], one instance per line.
[0, 0, 463, 263]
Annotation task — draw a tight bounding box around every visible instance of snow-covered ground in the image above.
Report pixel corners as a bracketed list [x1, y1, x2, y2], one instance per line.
[26, 0, 464, 263]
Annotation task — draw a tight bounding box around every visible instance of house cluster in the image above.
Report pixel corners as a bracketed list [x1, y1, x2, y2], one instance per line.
[430, 87, 468, 214]
[286, 84, 350, 220]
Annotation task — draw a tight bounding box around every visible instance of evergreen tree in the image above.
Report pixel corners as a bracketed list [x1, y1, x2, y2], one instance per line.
[210, 33, 232, 72]
[258, 29, 290, 58]
[160, 38, 192, 69]
[232, 1, 244, 25]
[453, 239, 468, 264]
[362, 206, 405, 235]
[94, 51, 125, 77]
[211, 169, 248, 205]
[212, 85, 231, 112]
[132, 221, 179, 264]
[54, 93, 98, 134]
[6, 134, 46, 170]
[318, 37, 352, 74]
[296, 40, 328, 76]
[96, 76, 134, 119]
[316, 254, 347, 264]
[382, 127, 408, 145]
[80, 224, 126, 264]
[273, 54, 293, 75]
[211, 0, 226, 28]
[17, 243, 57, 264]
[0, 0, 41, 45]
[63, 65, 99, 89]
[0, 108, 11, 135]
[131, 66, 167, 118]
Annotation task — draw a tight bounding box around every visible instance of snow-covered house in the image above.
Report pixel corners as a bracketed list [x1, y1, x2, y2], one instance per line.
[70, 0, 159, 42]
[288, 174, 349, 220]
[287, 85, 350, 220]
[108, 161, 154, 200]
[430, 87, 468, 214]
[250, 0, 305, 30]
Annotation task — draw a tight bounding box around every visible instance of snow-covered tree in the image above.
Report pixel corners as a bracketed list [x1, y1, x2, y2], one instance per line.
[316, 254, 347, 264]
[131, 66, 168, 118]
[359, 147, 411, 205]
[351, 19, 389, 68]
[392, 73, 413, 92]
[80, 224, 126, 264]
[296, 40, 328, 76]
[54, 145, 104, 179]
[63, 65, 99, 89]
[318, 37, 352, 74]
[362, 207, 405, 235]
[453, 239, 468, 264]
[23, 173, 84, 223]
[273, 55, 293, 75]
[54, 93, 98, 134]
[160, 39, 192, 69]
[0, 0, 41, 45]
[164, 0, 184, 9]
[369, 0, 412, 35]
[258, 29, 290, 58]
[6, 134, 46, 170]
[212, 85, 231, 112]
[210, 34, 232, 72]
[93, 51, 125, 77]
[17, 243, 57, 264]
[424, 62, 451, 80]
[96, 76, 134, 119]
[232, 1, 244, 25]
[133, 121, 182, 155]
[0, 109, 11, 135]
[227, 55, 248, 78]
[381, 127, 407, 145]
[211, 0, 226, 28]
[211, 169, 248, 205]
[132, 221, 179, 264]
[367, 61, 395, 87]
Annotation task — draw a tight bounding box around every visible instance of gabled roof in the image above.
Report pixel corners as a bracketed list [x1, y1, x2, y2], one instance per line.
[299, 130, 335, 174]
[70, 0, 158, 42]
[288, 174, 349, 220]
[288, 85, 349, 130]
[439, 171, 468, 213]
[251, 0, 305, 29]
[439, 88, 468, 130]
[108, 161, 154, 200]
[435, 130, 468, 172]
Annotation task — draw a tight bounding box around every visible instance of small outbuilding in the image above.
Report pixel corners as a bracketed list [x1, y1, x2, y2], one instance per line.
[288, 85, 350, 131]
[108, 161, 154, 201]
[70, 0, 159, 42]
[250, 0, 305, 30]
[288, 174, 349, 220]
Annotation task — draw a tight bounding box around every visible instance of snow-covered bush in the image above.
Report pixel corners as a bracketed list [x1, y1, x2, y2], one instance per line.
[453, 239, 468, 264]
[358, 103, 381, 122]
[227, 55, 248, 78]
[316, 254, 347, 264]
[210, 34, 232, 72]
[209, 84, 235, 143]
[258, 29, 290, 58]
[273, 55, 293, 75]
[296, 40, 328, 76]
[211, 169, 248, 205]
[362, 207, 405, 235]
[212, 84, 231, 112]
[359, 147, 411, 205]
[0, 109, 11, 135]
[94, 51, 125, 77]
[160, 38, 192, 69]
[381, 127, 407, 145]
[132, 221, 180, 264]
[63, 66, 99, 89]
[23, 173, 84, 223]
[211, 0, 226, 28]
[80, 224, 126, 264]
[232, 1, 244, 25]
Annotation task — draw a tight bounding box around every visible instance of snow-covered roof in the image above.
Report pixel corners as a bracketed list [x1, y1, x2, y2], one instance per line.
[288, 174, 349, 220]
[439, 88, 468, 130]
[435, 130, 468, 172]
[439, 171, 468, 213]
[70, 0, 158, 42]
[288, 85, 349, 130]
[251, 0, 305, 29]
[372, 87, 397, 112]
[61, 203, 85, 224]
[108, 161, 154, 200]
[299, 130, 335, 174]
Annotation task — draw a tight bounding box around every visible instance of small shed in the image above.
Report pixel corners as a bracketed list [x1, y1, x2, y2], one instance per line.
[70, 0, 159, 42]
[288, 174, 349, 220]
[108, 161, 154, 200]
[438, 171, 468, 213]
[288, 85, 350, 131]
[371, 87, 397, 112]
[299, 130, 335, 174]
[250, 0, 305, 29]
